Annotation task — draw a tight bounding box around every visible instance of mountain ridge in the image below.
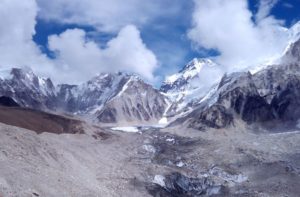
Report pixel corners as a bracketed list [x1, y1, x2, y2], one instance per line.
[0, 25, 300, 129]
[168, 36, 300, 131]
[0, 68, 169, 126]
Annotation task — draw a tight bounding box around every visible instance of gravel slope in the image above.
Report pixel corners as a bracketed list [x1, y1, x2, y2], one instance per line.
[0, 121, 299, 196]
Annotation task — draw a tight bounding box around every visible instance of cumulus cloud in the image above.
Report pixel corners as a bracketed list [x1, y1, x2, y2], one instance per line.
[0, 0, 159, 84]
[0, 0, 54, 74]
[48, 25, 158, 83]
[36, 0, 182, 32]
[188, 0, 290, 70]
[255, 0, 279, 22]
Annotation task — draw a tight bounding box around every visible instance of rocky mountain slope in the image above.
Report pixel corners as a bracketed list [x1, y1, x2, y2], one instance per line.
[160, 58, 222, 94]
[156, 21, 300, 131]
[0, 69, 169, 126]
[0, 68, 56, 110]
[169, 37, 300, 130]
[160, 58, 223, 121]
[56, 72, 129, 114]
[96, 76, 169, 125]
[0, 23, 300, 129]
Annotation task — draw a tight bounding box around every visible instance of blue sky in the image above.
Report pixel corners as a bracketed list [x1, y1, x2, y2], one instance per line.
[269, 0, 300, 25]
[1, 0, 300, 85]
[32, 1, 197, 81]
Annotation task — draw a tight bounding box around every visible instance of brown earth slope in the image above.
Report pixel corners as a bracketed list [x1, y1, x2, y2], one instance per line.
[0, 106, 84, 134]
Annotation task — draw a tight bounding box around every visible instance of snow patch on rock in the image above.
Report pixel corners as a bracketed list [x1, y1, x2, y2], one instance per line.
[111, 127, 139, 133]
[153, 175, 166, 188]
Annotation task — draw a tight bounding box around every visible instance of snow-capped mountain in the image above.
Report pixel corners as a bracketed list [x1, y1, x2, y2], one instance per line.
[288, 21, 300, 44]
[96, 76, 169, 125]
[0, 69, 169, 125]
[57, 72, 130, 113]
[159, 21, 300, 129]
[0, 22, 299, 129]
[170, 36, 300, 130]
[161, 58, 222, 94]
[283, 37, 300, 63]
[0, 68, 57, 110]
[160, 58, 224, 122]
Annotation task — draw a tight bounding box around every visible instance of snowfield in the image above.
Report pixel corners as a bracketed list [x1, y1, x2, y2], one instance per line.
[111, 126, 140, 133]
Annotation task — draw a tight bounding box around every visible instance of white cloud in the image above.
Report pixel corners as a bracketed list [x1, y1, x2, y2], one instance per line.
[0, 0, 159, 84]
[188, 0, 290, 71]
[103, 25, 159, 81]
[255, 0, 279, 22]
[48, 25, 158, 83]
[0, 0, 54, 75]
[36, 0, 182, 32]
[282, 3, 293, 9]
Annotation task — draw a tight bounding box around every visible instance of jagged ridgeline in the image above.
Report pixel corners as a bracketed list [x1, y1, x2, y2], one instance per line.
[0, 69, 169, 126]
[0, 37, 300, 130]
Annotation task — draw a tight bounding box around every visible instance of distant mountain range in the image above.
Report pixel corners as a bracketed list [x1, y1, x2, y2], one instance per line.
[0, 69, 169, 126]
[0, 22, 300, 130]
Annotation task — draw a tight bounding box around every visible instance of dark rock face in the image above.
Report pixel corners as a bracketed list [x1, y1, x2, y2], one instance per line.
[173, 105, 233, 130]
[97, 108, 117, 123]
[270, 80, 300, 121]
[253, 63, 300, 123]
[217, 75, 274, 124]
[167, 38, 300, 130]
[171, 62, 300, 130]
[0, 96, 20, 107]
[148, 172, 224, 197]
[233, 65, 300, 127]
[240, 95, 274, 123]
[170, 72, 262, 129]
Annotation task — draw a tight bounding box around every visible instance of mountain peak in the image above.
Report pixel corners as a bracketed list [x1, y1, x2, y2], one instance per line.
[289, 21, 300, 42]
[160, 58, 221, 93]
[0, 67, 34, 80]
[179, 58, 215, 73]
[0, 68, 13, 80]
[282, 37, 300, 63]
[10, 67, 36, 81]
